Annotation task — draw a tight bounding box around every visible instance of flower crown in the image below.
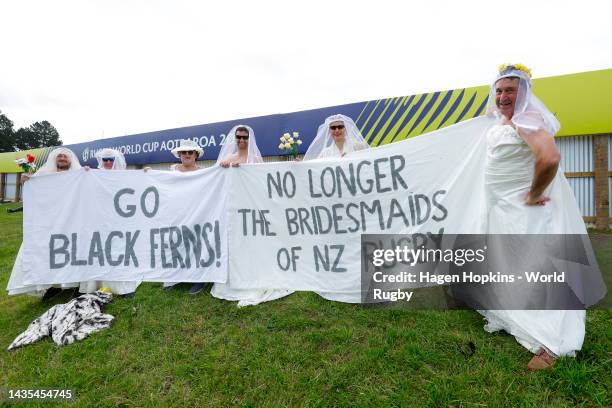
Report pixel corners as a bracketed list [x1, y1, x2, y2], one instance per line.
[498, 63, 532, 79]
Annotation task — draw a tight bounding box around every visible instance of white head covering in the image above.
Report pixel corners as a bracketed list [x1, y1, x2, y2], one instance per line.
[486, 64, 560, 135]
[36, 147, 82, 175]
[171, 139, 204, 159]
[216, 124, 263, 164]
[95, 148, 126, 170]
[303, 114, 369, 161]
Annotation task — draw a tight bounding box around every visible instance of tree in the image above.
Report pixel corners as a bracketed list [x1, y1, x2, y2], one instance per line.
[14, 120, 62, 150]
[0, 111, 62, 151]
[0, 110, 15, 153]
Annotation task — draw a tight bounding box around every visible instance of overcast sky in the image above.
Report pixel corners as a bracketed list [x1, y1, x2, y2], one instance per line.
[1, 0, 610, 145]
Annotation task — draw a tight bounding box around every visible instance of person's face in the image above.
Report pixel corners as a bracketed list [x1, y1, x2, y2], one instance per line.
[329, 121, 346, 143]
[55, 153, 71, 171]
[495, 77, 520, 119]
[102, 157, 115, 169]
[179, 150, 197, 165]
[235, 130, 249, 151]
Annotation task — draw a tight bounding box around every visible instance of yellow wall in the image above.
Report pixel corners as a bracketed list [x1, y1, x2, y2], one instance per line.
[533, 69, 612, 136]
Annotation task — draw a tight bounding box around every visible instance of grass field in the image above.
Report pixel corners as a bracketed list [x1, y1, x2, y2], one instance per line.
[0, 202, 610, 407]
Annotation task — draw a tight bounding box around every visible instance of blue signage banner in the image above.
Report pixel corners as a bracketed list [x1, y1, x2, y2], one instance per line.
[68, 102, 365, 167]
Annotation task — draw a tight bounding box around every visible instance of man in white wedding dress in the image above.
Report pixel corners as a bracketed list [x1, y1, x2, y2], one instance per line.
[212, 125, 293, 306]
[8, 148, 83, 299]
[480, 63, 587, 370]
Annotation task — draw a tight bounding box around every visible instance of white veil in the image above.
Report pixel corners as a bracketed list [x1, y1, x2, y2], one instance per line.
[95, 148, 127, 170]
[486, 65, 561, 135]
[216, 124, 263, 164]
[303, 114, 369, 161]
[35, 147, 82, 175]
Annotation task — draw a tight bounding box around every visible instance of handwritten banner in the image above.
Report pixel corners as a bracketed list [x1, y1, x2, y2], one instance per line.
[226, 117, 493, 295]
[20, 166, 228, 285]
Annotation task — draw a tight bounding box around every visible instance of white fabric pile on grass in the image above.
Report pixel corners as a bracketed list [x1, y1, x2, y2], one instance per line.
[8, 291, 114, 350]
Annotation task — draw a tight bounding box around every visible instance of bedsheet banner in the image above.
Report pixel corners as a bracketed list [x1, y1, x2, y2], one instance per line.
[19, 166, 228, 285]
[226, 117, 493, 293]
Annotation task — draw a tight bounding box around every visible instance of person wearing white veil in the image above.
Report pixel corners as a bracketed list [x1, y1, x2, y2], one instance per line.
[218, 125, 263, 166]
[303, 114, 369, 161]
[303, 114, 371, 303]
[479, 63, 585, 370]
[20, 147, 82, 182]
[211, 124, 292, 307]
[95, 147, 127, 170]
[8, 147, 83, 299]
[77, 148, 140, 297]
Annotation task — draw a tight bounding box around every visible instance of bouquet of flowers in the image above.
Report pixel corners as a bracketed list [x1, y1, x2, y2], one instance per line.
[15, 154, 37, 173]
[278, 132, 302, 159]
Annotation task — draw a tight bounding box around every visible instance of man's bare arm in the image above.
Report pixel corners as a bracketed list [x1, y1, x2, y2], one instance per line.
[518, 128, 560, 205]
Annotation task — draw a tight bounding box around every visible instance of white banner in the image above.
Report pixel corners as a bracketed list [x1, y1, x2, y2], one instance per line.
[227, 117, 493, 294]
[20, 166, 228, 285]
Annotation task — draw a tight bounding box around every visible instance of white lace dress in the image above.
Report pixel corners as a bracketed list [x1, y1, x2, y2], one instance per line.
[479, 124, 586, 357]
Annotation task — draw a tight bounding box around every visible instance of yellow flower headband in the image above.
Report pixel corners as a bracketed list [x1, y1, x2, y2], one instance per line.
[498, 63, 532, 79]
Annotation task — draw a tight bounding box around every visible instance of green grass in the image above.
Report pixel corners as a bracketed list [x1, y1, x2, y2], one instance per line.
[0, 202, 610, 407]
